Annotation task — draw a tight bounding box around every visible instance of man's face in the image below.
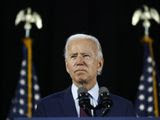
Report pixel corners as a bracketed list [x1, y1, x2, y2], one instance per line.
[65, 39, 103, 87]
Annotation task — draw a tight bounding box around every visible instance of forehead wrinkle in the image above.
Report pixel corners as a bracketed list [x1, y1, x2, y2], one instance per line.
[69, 39, 97, 50]
[66, 39, 99, 58]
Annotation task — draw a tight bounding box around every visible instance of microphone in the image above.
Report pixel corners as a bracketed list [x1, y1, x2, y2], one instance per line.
[97, 87, 112, 116]
[77, 86, 94, 116]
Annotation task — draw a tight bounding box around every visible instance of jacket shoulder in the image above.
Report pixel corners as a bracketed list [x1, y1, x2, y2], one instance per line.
[108, 93, 136, 116]
[33, 89, 68, 117]
[39, 90, 65, 104]
[111, 94, 132, 105]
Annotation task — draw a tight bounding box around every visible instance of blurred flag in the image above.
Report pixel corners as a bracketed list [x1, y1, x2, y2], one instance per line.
[135, 36, 160, 117]
[6, 38, 41, 120]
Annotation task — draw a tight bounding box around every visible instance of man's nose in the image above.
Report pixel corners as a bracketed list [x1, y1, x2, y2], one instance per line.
[76, 56, 84, 65]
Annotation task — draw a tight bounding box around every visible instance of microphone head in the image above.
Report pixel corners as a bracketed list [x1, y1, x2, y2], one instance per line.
[99, 86, 112, 107]
[99, 87, 110, 96]
[98, 87, 113, 116]
[77, 86, 93, 110]
[78, 86, 88, 95]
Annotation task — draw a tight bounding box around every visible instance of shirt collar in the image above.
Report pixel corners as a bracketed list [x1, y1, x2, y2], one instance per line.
[71, 82, 99, 101]
[71, 83, 79, 101]
[88, 83, 99, 101]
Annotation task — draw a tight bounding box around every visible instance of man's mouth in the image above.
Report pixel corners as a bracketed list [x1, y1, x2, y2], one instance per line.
[74, 69, 87, 73]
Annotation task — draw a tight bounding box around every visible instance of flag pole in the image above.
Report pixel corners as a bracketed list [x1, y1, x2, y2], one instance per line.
[15, 7, 42, 118]
[23, 38, 33, 117]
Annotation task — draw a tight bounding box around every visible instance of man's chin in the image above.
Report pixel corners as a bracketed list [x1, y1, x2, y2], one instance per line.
[75, 77, 88, 85]
[78, 79, 87, 85]
[73, 75, 89, 84]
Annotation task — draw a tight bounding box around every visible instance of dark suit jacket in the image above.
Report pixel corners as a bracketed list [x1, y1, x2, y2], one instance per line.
[34, 87, 135, 117]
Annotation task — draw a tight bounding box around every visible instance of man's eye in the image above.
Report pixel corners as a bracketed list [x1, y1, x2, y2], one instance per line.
[71, 55, 76, 58]
[83, 55, 90, 58]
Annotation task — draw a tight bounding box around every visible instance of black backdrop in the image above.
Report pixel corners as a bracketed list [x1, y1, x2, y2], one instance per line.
[3, 0, 160, 119]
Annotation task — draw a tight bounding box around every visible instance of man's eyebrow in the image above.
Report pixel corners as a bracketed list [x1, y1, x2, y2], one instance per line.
[69, 52, 91, 56]
[70, 53, 78, 56]
[81, 53, 89, 55]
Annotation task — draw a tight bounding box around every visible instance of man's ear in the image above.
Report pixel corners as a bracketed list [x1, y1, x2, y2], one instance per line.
[65, 60, 69, 73]
[97, 58, 104, 74]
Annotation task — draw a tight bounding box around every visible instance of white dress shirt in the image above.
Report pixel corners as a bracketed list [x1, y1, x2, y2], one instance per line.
[71, 83, 99, 117]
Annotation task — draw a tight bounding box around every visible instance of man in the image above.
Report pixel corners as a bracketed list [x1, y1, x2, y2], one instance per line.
[34, 33, 135, 117]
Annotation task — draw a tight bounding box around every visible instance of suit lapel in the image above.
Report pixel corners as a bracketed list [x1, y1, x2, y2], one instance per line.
[62, 87, 78, 117]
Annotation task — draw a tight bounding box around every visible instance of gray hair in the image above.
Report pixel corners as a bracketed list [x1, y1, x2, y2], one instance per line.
[64, 34, 104, 75]
[64, 34, 103, 60]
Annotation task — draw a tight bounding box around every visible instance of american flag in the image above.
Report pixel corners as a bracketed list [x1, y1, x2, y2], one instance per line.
[6, 44, 41, 120]
[135, 43, 160, 117]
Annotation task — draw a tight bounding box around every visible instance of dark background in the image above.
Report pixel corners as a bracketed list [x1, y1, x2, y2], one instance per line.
[3, 0, 160, 119]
